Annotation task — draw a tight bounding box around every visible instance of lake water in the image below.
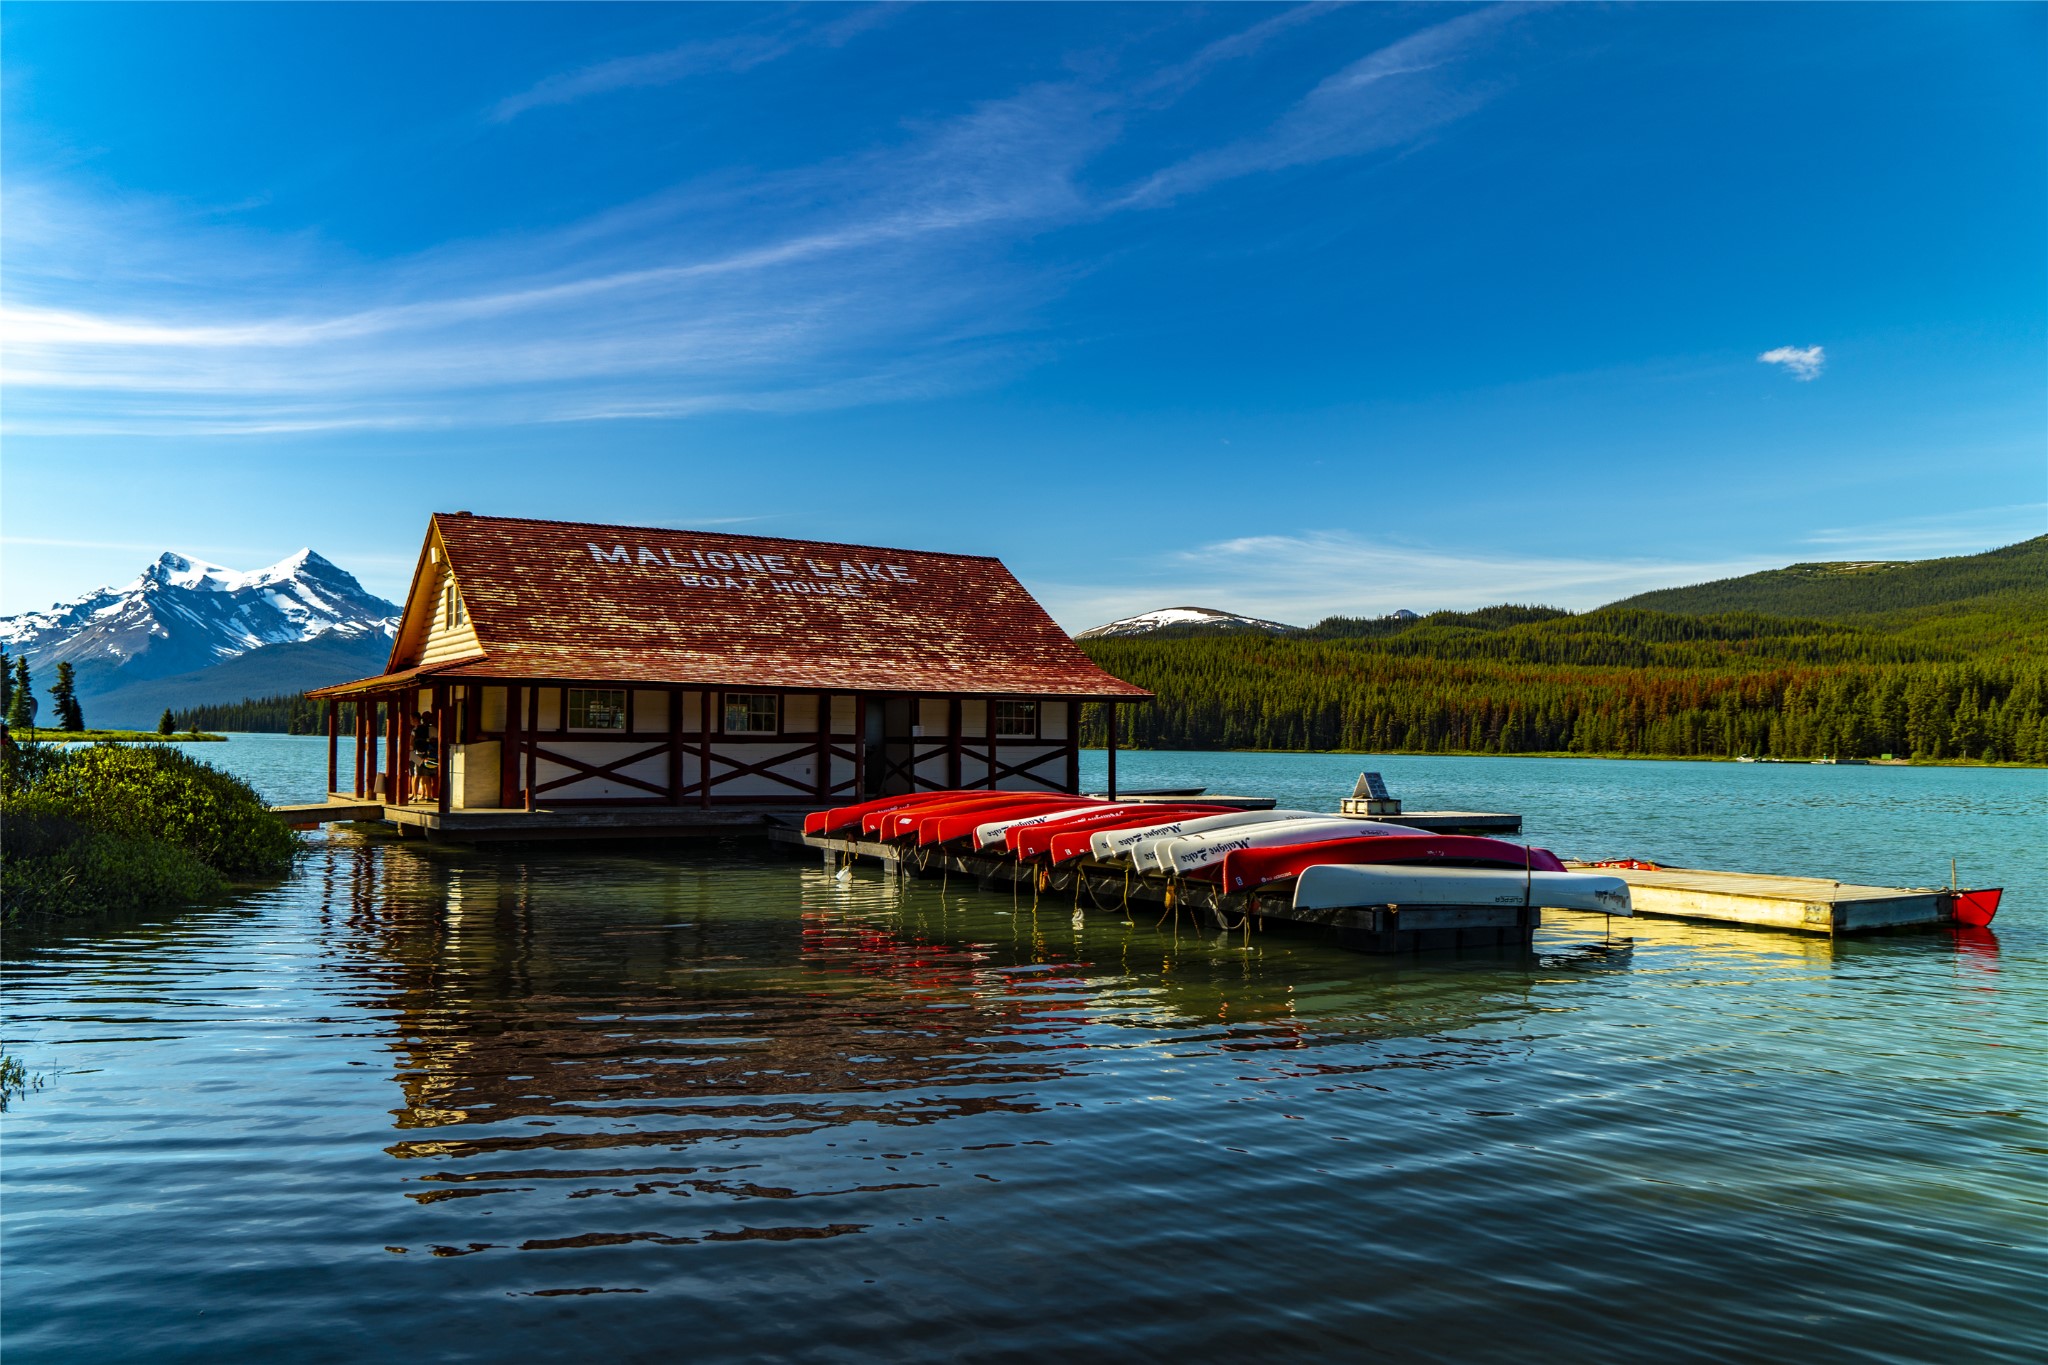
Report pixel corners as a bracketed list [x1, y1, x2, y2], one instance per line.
[5, 736, 2044, 1362]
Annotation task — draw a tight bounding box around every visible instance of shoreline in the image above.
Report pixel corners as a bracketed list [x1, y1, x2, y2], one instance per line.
[1079, 746, 2042, 770]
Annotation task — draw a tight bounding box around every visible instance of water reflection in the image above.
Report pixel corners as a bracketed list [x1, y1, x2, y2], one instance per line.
[303, 836, 1633, 1266]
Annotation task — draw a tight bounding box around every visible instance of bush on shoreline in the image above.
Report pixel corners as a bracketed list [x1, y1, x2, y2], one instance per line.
[1, 740, 297, 922]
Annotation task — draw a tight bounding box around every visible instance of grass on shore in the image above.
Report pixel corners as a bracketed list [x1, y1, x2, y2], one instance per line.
[1, 740, 298, 923]
[5, 728, 226, 743]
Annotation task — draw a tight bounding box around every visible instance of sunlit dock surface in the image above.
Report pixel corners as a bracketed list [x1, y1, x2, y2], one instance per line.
[1565, 863, 1958, 934]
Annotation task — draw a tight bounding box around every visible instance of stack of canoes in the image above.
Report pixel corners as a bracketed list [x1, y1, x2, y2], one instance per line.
[803, 790, 1632, 917]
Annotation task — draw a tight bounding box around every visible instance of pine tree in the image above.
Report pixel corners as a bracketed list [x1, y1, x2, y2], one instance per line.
[51, 661, 85, 732]
[158, 709, 176, 736]
[6, 656, 35, 732]
[0, 647, 11, 722]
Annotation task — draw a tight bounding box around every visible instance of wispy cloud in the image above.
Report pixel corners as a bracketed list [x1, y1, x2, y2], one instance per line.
[1115, 3, 1525, 208]
[1802, 503, 2047, 557]
[1033, 530, 1779, 630]
[490, 7, 898, 122]
[1758, 344, 1825, 380]
[1, 7, 1524, 436]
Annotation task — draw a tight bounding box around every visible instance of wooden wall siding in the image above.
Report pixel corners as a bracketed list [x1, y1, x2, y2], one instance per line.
[416, 563, 483, 668]
[918, 698, 950, 735]
[960, 700, 987, 738]
[784, 694, 818, 732]
[630, 689, 668, 733]
[480, 686, 508, 732]
[531, 740, 671, 801]
[537, 688, 562, 730]
[957, 743, 1068, 791]
[1040, 701, 1070, 740]
[831, 695, 856, 735]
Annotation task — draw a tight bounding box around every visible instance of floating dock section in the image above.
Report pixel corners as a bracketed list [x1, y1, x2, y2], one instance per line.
[1567, 863, 1967, 935]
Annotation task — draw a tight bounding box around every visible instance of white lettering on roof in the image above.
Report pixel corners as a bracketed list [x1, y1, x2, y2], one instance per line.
[586, 540, 918, 597]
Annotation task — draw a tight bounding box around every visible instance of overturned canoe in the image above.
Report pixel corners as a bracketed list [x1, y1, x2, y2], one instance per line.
[1151, 816, 1416, 875]
[1292, 865, 1632, 915]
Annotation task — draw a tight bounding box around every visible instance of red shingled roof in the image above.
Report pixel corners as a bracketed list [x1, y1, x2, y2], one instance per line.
[313, 513, 1150, 699]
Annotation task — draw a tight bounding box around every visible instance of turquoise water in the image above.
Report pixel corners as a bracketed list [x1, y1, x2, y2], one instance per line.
[4, 736, 2044, 1362]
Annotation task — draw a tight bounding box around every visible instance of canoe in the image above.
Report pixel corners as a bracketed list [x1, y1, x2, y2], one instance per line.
[973, 803, 1109, 850]
[912, 794, 1086, 846]
[1950, 888, 2002, 927]
[1091, 809, 1320, 863]
[1016, 805, 1229, 860]
[1216, 835, 1568, 892]
[1152, 817, 1413, 875]
[807, 789, 974, 836]
[1292, 864, 1632, 915]
[868, 792, 1055, 838]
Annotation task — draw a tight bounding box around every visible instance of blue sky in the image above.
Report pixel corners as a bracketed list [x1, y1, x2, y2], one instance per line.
[3, 2, 2043, 627]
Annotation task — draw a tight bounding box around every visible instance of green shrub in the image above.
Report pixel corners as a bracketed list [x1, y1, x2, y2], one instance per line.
[1, 803, 227, 920]
[9, 742, 297, 877]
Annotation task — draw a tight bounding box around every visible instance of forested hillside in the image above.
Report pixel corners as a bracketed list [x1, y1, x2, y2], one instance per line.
[1078, 585, 2048, 763]
[1605, 535, 2046, 620]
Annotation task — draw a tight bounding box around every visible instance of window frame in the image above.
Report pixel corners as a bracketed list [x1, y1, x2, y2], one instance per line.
[723, 692, 780, 735]
[993, 699, 1038, 739]
[567, 687, 627, 731]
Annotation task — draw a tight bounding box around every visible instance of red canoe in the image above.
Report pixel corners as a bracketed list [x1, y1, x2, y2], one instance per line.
[1041, 806, 1243, 864]
[874, 792, 1073, 841]
[1951, 888, 2003, 927]
[1008, 804, 1228, 859]
[806, 789, 967, 837]
[1215, 834, 1568, 892]
[915, 795, 1092, 846]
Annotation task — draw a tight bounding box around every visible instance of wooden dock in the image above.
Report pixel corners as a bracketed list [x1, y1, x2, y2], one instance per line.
[1566, 862, 1955, 934]
[272, 795, 808, 840]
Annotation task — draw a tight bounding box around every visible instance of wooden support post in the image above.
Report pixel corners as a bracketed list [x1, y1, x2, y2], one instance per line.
[853, 695, 867, 798]
[326, 702, 338, 796]
[986, 696, 998, 791]
[948, 698, 962, 789]
[1106, 702, 1118, 801]
[501, 686, 522, 810]
[524, 684, 539, 812]
[396, 693, 411, 807]
[356, 699, 369, 798]
[667, 686, 683, 806]
[1066, 708, 1080, 795]
[386, 695, 401, 805]
[435, 683, 451, 815]
[699, 690, 713, 809]
[815, 691, 829, 800]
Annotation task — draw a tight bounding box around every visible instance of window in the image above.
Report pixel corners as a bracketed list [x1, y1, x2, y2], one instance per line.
[994, 700, 1037, 738]
[442, 582, 466, 629]
[723, 692, 779, 734]
[568, 688, 626, 730]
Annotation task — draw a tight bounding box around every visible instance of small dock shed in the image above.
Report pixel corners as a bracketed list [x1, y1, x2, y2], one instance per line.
[309, 513, 1150, 817]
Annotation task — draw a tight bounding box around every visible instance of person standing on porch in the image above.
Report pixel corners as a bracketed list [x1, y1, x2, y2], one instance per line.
[411, 708, 438, 800]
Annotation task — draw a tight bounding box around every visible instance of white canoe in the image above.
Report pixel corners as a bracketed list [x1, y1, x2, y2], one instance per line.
[974, 805, 1101, 850]
[1152, 817, 1413, 875]
[1089, 808, 1318, 863]
[1291, 865, 1632, 915]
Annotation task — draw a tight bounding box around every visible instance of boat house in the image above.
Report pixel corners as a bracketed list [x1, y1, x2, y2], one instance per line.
[309, 513, 1150, 820]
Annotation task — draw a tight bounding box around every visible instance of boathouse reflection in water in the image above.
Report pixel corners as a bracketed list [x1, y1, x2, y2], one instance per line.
[314, 837, 1625, 1254]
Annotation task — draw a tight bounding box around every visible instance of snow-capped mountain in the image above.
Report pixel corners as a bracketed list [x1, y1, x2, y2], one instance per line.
[1074, 606, 1301, 640]
[2, 549, 400, 685]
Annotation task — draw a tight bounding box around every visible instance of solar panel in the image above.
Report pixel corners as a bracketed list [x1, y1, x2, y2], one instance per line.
[1349, 771, 1390, 801]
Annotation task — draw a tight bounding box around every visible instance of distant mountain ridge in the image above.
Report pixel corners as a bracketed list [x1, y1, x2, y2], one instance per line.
[1075, 606, 1303, 639]
[1602, 536, 2048, 620]
[1, 549, 399, 728]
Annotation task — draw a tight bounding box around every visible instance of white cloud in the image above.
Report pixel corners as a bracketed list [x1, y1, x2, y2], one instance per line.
[1758, 344, 1825, 380]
